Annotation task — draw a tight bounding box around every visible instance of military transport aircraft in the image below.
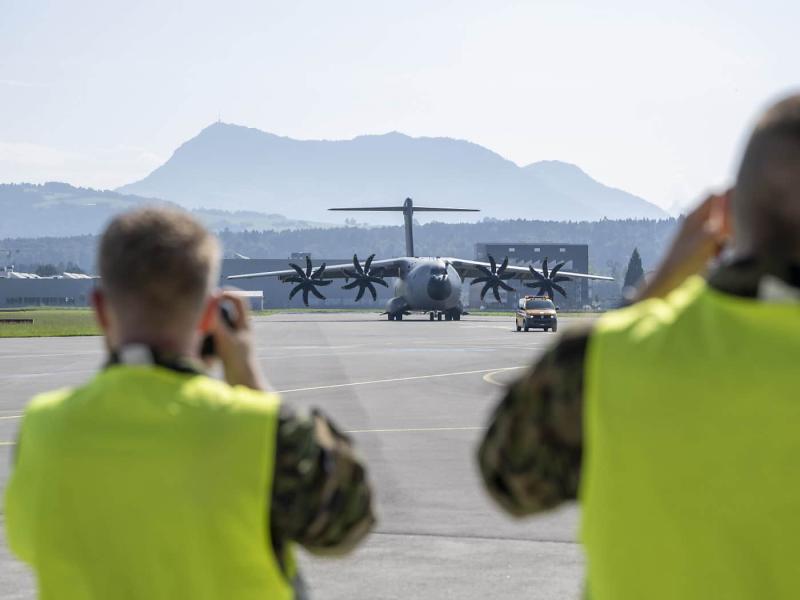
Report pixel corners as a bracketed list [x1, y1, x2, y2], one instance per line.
[228, 198, 613, 320]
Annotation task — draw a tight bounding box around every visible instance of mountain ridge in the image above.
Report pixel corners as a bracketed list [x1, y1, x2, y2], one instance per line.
[0, 182, 329, 239]
[119, 123, 667, 222]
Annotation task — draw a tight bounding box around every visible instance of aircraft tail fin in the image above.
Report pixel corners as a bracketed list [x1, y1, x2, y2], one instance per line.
[329, 198, 479, 257]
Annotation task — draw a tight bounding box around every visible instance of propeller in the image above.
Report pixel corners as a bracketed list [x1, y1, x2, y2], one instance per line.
[471, 255, 515, 303]
[342, 254, 388, 301]
[285, 256, 333, 306]
[525, 257, 572, 299]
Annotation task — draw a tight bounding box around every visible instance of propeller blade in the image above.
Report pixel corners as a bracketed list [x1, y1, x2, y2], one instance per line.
[528, 265, 546, 281]
[498, 256, 509, 275]
[471, 276, 490, 285]
[289, 284, 303, 299]
[370, 276, 389, 287]
[492, 285, 502, 303]
[367, 282, 377, 301]
[364, 254, 375, 272]
[355, 286, 366, 302]
[353, 254, 364, 275]
[342, 280, 360, 290]
[476, 265, 492, 278]
[302, 288, 310, 306]
[499, 280, 515, 293]
[285, 275, 304, 284]
[552, 275, 572, 284]
[549, 261, 567, 279]
[542, 257, 549, 279]
[315, 280, 332, 287]
[290, 263, 306, 278]
[489, 255, 497, 274]
[479, 283, 491, 300]
[312, 262, 327, 279]
[310, 286, 326, 300]
[305, 256, 313, 277]
[551, 283, 568, 297]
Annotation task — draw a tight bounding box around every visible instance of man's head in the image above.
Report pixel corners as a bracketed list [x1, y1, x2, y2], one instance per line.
[734, 94, 800, 262]
[94, 206, 221, 353]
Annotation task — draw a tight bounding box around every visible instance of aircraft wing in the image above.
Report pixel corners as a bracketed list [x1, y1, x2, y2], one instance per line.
[446, 258, 615, 281]
[228, 257, 404, 281]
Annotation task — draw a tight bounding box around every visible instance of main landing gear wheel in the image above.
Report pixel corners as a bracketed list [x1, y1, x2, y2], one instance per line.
[437, 313, 443, 321]
[524, 324, 529, 332]
[453, 313, 461, 321]
[429, 313, 435, 321]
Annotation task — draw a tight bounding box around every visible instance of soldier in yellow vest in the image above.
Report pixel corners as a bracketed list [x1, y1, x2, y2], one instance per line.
[478, 93, 800, 599]
[5, 207, 375, 599]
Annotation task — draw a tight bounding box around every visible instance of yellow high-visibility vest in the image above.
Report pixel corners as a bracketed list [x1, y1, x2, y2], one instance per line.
[5, 365, 294, 600]
[582, 276, 800, 599]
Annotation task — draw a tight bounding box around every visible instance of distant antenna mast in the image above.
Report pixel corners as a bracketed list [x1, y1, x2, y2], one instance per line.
[329, 198, 479, 257]
[217, 111, 222, 123]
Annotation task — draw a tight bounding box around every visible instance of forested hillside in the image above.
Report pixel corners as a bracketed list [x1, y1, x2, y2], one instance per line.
[0, 182, 328, 238]
[4, 218, 678, 282]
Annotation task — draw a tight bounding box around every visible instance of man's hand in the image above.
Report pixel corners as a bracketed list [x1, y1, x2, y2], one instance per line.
[636, 191, 733, 301]
[209, 291, 266, 391]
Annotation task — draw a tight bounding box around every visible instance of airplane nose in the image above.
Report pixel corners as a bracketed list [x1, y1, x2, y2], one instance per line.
[427, 275, 452, 301]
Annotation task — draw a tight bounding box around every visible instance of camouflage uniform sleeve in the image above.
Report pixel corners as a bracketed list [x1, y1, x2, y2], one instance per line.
[477, 323, 591, 517]
[271, 406, 376, 556]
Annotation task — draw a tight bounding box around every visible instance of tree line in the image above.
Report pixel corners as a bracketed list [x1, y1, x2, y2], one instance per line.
[3, 217, 678, 285]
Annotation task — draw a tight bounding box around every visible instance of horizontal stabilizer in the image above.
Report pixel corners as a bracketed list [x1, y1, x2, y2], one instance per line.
[329, 207, 479, 212]
[329, 198, 478, 256]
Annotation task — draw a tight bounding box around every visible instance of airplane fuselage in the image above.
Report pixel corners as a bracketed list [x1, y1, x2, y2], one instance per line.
[387, 257, 463, 315]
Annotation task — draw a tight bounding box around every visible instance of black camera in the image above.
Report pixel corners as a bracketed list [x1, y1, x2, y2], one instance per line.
[200, 302, 237, 357]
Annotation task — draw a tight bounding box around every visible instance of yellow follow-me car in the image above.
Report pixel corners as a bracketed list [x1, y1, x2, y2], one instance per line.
[515, 295, 558, 332]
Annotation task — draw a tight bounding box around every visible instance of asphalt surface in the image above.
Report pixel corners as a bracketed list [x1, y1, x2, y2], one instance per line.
[0, 313, 586, 599]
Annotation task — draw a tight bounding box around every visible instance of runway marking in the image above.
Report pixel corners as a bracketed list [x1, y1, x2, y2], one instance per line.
[0, 369, 96, 380]
[346, 426, 483, 434]
[0, 441, 14, 446]
[0, 414, 22, 420]
[0, 351, 101, 360]
[276, 366, 526, 394]
[482, 368, 525, 387]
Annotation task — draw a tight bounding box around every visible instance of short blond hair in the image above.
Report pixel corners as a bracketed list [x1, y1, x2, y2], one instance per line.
[98, 207, 220, 324]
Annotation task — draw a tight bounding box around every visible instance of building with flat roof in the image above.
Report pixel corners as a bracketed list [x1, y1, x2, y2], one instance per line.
[474, 242, 590, 308]
[0, 278, 96, 308]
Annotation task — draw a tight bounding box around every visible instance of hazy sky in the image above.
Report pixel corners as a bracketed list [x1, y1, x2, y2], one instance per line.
[1, 0, 797, 212]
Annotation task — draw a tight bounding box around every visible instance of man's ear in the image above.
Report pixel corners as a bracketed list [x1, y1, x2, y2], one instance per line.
[91, 288, 110, 332]
[198, 293, 221, 334]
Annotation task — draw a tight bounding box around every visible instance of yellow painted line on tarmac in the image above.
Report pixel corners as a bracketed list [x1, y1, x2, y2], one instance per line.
[482, 368, 525, 387]
[276, 366, 526, 394]
[347, 426, 484, 434]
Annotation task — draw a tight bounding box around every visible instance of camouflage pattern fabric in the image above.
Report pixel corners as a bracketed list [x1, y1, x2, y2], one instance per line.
[273, 406, 375, 554]
[478, 259, 792, 517]
[477, 323, 591, 515]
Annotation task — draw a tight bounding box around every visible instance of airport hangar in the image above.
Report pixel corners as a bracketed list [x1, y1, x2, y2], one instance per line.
[0, 243, 595, 310]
